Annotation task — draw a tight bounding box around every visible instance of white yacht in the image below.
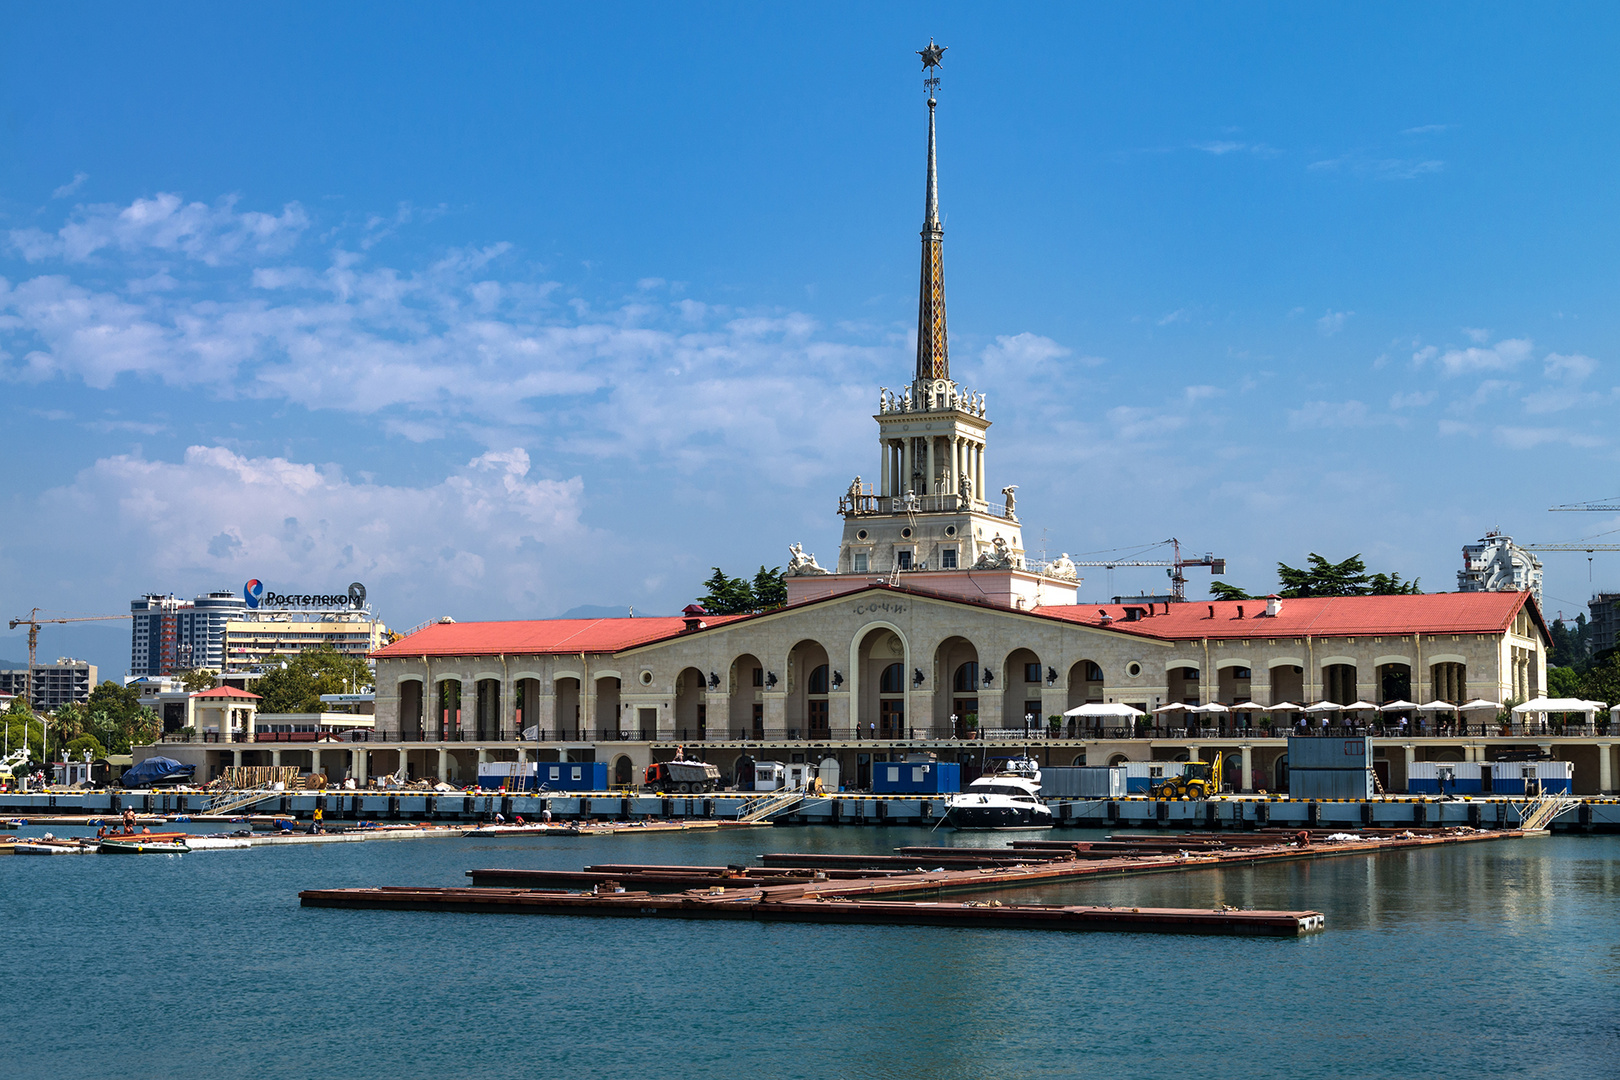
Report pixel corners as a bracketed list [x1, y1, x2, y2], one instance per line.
[943, 757, 1053, 830]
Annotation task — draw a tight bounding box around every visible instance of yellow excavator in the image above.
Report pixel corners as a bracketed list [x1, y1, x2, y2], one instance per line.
[1150, 756, 1223, 800]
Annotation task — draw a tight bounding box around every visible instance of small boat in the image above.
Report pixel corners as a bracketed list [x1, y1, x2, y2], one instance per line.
[99, 838, 191, 854]
[943, 757, 1054, 831]
[14, 838, 98, 855]
[462, 823, 556, 837]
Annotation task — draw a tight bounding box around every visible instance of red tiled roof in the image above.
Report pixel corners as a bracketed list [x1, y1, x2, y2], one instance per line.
[372, 615, 749, 659]
[192, 686, 261, 700]
[370, 589, 1539, 661]
[1036, 591, 1540, 641]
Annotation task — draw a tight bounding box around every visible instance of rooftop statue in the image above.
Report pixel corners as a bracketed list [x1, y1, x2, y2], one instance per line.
[974, 535, 1014, 570]
[787, 542, 830, 577]
[1046, 553, 1078, 581]
[1001, 484, 1018, 520]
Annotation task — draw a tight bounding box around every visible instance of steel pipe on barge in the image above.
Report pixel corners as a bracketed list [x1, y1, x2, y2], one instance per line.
[298, 886, 1323, 937]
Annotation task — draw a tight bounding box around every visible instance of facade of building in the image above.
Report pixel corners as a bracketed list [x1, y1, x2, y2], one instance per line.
[1458, 533, 1544, 608]
[0, 658, 97, 710]
[144, 73, 1615, 796]
[224, 612, 390, 668]
[1589, 593, 1620, 656]
[131, 591, 248, 676]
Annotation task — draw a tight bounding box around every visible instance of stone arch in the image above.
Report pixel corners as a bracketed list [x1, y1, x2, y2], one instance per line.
[1268, 661, 1305, 704]
[1107, 752, 1129, 767]
[434, 677, 463, 739]
[473, 677, 502, 740]
[1214, 660, 1253, 706]
[553, 675, 582, 739]
[1168, 662, 1202, 705]
[594, 675, 621, 740]
[612, 754, 634, 787]
[786, 639, 832, 739]
[935, 635, 979, 737]
[1430, 659, 1467, 704]
[1377, 661, 1413, 704]
[396, 676, 425, 741]
[1321, 661, 1357, 706]
[851, 623, 909, 739]
[1003, 646, 1044, 727]
[729, 653, 765, 739]
[1065, 659, 1105, 734]
[674, 666, 708, 742]
[512, 675, 543, 737]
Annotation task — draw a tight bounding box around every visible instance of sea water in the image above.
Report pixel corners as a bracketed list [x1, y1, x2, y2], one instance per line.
[4, 823, 1616, 1079]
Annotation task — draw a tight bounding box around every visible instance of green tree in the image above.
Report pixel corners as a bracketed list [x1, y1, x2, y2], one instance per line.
[1208, 582, 1253, 601]
[751, 565, 787, 611]
[176, 668, 219, 692]
[51, 701, 88, 746]
[1548, 666, 1584, 699]
[1276, 554, 1421, 598]
[1581, 651, 1620, 707]
[253, 648, 374, 713]
[63, 734, 106, 760]
[699, 568, 756, 615]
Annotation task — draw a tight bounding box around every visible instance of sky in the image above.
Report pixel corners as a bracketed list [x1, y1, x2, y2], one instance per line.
[3, 4, 1620, 680]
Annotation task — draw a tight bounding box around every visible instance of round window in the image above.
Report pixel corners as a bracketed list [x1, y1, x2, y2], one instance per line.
[1126, 662, 1142, 678]
[639, 670, 653, 686]
[856, 529, 868, 541]
[945, 525, 957, 537]
[901, 527, 912, 539]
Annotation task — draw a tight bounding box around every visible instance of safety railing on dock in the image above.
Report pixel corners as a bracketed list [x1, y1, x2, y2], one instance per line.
[736, 787, 805, 823]
[1513, 794, 1581, 832]
[207, 788, 286, 817]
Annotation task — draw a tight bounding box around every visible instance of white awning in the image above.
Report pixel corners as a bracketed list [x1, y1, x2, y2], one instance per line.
[1063, 702, 1144, 718]
[1303, 701, 1343, 713]
[1344, 701, 1380, 711]
[1379, 700, 1418, 712]
[1267, 701, 1302, 711]
[1152, 702, 1192, 714]
[1195, 702, 1230, 714]
[1459, 698, 1502, 711]
[1230, 701, 1267, 712]
[1512, 697, 1598, 714]
[1417, 700, 1458, 712]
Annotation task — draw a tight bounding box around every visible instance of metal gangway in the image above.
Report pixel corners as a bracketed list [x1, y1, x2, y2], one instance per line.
[1512, 794, 1581, 832]
[736, 786, 806, 823]
[207, 787, 286, 817]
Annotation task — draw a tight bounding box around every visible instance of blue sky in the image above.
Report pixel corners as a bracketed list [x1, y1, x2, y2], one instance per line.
[4, 4, 1619, 678]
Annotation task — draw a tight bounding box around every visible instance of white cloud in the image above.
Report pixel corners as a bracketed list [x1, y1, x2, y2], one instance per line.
[1390, 390, 1436, 409]
[1157, 309, 1188, 326]
[35, 445, 595, 616]
[1462, 327, 1491, 344]
[1286, 399, 1388, 430]
[1493, 426, 1603, 450]
[52, 172, 89, 199]
[1317, 310, 1352, 336]
[1420, 337, 1534, 376]
[1401, 124, 1452, 136]
[9, 193, 309, 265]
[1544, 352, 1597, 383]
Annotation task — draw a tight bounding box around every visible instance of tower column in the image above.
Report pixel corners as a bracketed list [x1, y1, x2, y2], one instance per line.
[926, 435, 936, 497]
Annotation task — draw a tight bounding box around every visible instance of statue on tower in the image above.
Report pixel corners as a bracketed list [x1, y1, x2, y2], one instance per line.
[1001, 485, 1018, 521]
[787, 542, 830, 577]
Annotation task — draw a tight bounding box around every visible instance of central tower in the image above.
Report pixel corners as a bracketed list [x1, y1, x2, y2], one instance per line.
[786, 42, 1079, 610]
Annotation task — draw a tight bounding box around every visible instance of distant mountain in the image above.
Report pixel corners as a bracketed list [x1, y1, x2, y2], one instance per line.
[0, 658, 27, 671]
[556, 604, 655, 620]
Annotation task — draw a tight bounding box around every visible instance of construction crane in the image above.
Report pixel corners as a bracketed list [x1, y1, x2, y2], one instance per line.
[1522, 543, 1620, 581]
[1067, 538, 1225, 603]
[6, 609, 129, 709]
[1549, 498, 1620, 512]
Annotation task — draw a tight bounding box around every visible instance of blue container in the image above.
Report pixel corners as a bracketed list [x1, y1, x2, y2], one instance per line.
[871, 761, 960, 794]
[533, 761, 608, 791]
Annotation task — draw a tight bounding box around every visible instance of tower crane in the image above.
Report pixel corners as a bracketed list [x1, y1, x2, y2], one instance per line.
[6, 609, 129, 709]
[1066, 538, 1225, 603]
[1521, 543, 1620, 581]
[1549, 498, 1620, 512]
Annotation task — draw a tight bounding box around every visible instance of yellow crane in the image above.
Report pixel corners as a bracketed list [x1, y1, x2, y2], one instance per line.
[6, 609, 129, 708]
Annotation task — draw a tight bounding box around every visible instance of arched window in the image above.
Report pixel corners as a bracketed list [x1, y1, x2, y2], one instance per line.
[953, 662, 979, 693]
[808, 664, 829, 695]
[880, 663, 905, 694]
[1084, 661, 1104, 682]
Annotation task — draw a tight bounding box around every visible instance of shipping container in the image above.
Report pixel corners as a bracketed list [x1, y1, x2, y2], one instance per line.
[1288, 767, 1374, 800]
[1489, 760, 1574, 795]
[532, 761, 608, 792]
[1122, 761, 1184, 793]
[872, 761, 960, 794]
[1040, 766, 1126, 799]
[475, 762, 537, 790]
[1287, 736, 1371, 770]
[1407, 761, 1482, 795]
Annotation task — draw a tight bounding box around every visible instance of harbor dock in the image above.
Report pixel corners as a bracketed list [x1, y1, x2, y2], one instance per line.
[299, 826, 1522, 937]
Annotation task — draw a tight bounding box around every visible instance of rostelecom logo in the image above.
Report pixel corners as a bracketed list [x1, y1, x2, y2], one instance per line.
[243, 579, 265, 609]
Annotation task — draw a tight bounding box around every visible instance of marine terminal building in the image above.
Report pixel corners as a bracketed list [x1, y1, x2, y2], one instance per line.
[167, 75, 1614, 796]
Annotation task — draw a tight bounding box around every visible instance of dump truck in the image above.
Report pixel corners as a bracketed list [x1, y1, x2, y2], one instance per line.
[1149, 756, 1222, 799]
[644, 759, 721, 793]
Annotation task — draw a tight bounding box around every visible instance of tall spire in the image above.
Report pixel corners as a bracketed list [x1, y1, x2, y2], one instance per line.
[915, 40, 949, 384]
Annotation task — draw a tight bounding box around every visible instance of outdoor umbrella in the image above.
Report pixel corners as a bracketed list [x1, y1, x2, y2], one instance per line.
[1459, 698, 1502, 712]
[1511, 697, 1595, 714]
[1152, 702, 1191, 714]
[1063, 702, 1144, 718]
[1267, 702, 1302, 711]
[1231, 701, 1267, 712]
[1417, 700, 1458, 712]
[1303, 701, 1343, 713]
[1379, 700, 1418, 712]
[1195, 703, 1230, 713]
[1344, 700, 1379, 712]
